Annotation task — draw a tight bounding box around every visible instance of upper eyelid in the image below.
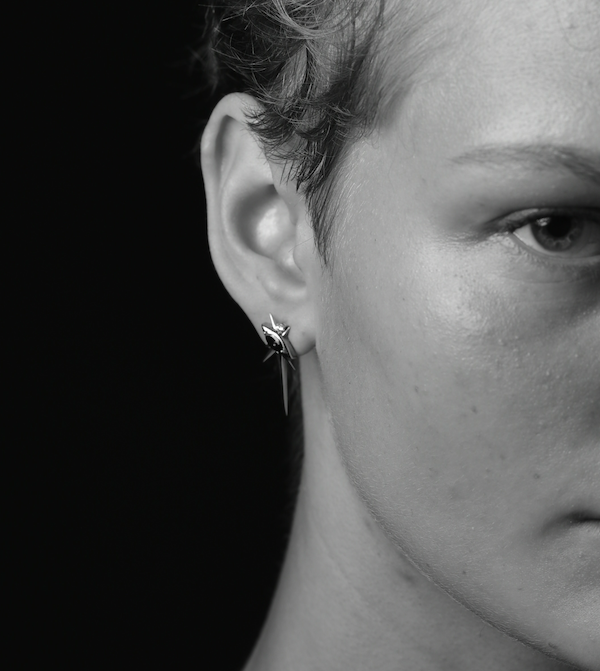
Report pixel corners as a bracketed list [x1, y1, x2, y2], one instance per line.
[499, 208, 600, 230]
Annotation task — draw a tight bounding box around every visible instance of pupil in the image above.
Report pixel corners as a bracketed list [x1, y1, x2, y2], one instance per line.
[532, 215, 582, 251]
[543, 215, 571, 239]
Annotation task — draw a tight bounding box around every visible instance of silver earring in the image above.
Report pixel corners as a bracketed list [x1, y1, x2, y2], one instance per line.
[261, 314, 297, 415]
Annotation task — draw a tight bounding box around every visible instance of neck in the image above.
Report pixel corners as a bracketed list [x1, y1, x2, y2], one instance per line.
[243, 353, 573, 671]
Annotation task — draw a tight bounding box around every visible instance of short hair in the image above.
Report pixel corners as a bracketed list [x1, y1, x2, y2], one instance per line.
[201, 0, 439, 265]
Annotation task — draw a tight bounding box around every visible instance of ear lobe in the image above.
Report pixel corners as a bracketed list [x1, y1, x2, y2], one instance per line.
[201, 93, 316, 355]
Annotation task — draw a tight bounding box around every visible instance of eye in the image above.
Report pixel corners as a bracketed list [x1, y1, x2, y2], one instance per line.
[508, 211, 600, 259]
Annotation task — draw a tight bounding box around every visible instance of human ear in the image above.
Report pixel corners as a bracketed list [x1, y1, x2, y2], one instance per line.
[201, 93, 317, 355]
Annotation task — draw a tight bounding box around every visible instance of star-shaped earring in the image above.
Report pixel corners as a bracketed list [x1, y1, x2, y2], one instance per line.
[261, 314, 297, 415]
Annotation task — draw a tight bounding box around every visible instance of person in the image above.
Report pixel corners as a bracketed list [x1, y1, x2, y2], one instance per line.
[200, 0, 600, 668]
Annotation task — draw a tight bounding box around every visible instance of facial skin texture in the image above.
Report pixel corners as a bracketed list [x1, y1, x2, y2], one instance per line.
[315, 0, 600, 665]
[203, 0, 600, 668]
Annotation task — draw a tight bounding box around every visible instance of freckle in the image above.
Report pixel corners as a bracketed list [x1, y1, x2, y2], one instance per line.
[499, 454, 506, 461]
[399, 570, 416, 585]
[462, 570, 467, 575]
[471, 405, 478, 414]
[533, 473, 541, 480]
[414, 385, 419, 394]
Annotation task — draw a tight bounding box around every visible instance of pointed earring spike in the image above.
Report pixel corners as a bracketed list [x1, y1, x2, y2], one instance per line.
[281, 357, 289, 415]
[260, 314, 297, 416]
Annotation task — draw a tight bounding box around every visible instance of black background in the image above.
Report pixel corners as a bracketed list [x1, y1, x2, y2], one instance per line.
[26, 3, 293, 667]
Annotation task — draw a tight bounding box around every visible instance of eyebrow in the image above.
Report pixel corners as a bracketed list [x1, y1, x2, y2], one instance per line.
[451, 144, 600, 188]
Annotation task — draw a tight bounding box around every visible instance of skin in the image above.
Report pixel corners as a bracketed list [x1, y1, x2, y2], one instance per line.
[202, 0, 600, 668]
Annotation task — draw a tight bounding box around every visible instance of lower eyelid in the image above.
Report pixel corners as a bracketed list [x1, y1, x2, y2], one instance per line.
[506, 230, 600, 273]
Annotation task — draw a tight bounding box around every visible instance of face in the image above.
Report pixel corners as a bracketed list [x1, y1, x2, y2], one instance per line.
[316, 0, 600, 666]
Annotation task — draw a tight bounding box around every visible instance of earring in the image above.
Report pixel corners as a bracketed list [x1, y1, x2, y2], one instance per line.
[261, 314, 297, 415]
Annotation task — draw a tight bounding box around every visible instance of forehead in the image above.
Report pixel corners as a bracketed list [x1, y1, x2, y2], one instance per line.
[384, 0, 600, 155]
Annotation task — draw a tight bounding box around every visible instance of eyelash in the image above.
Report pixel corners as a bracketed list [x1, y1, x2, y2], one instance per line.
[497, 207, 600, 263]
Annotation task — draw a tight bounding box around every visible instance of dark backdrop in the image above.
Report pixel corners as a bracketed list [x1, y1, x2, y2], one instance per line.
[29, 3, 293, 667]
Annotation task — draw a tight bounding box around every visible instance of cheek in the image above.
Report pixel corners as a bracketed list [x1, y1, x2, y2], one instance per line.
[408, 244, 599, 466]
[319, 222, 599, 568]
